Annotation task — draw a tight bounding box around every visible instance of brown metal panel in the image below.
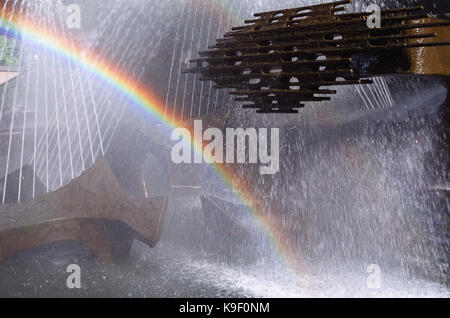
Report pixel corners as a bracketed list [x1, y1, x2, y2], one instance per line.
[0, 158, 168, 262]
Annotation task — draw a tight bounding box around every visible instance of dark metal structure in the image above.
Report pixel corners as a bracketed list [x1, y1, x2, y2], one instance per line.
[186, 0, 450, 113]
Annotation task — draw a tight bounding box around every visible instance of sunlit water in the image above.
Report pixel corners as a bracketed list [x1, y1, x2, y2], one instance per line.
[0, 231, 448, 297]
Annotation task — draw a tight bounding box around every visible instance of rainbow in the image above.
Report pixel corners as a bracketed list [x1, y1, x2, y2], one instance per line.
[0, 5, 304, 282]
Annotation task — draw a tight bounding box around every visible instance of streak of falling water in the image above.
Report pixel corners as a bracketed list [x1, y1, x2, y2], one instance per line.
[32, 1, 41, 198]
[51, 43, 63, 188]
[17, 3, 32, 202]
[197, 0, 213, 117]
[180, 0, 199, 119]
[168, 0, 188, 120]
[54, 24, 74, 181]
[48, 5, 78, 188]
[206, 7, 224, 114]
[188, 0, 207, 118]
[2, 0, 25, 203]
[43, 4, 49, 192]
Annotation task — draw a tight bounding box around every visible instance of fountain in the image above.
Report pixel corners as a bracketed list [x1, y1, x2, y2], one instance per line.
[0, 0, 447, 298]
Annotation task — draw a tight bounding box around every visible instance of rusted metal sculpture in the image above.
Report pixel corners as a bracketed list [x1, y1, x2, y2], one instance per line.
[186, 0, 450, 113]
[0, 158, 168, 262]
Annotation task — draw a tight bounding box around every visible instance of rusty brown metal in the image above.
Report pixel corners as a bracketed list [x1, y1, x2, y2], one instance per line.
[404, 18, 450, 76]
[0, 158, 168, 262]
[185, 0, 450, 113]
